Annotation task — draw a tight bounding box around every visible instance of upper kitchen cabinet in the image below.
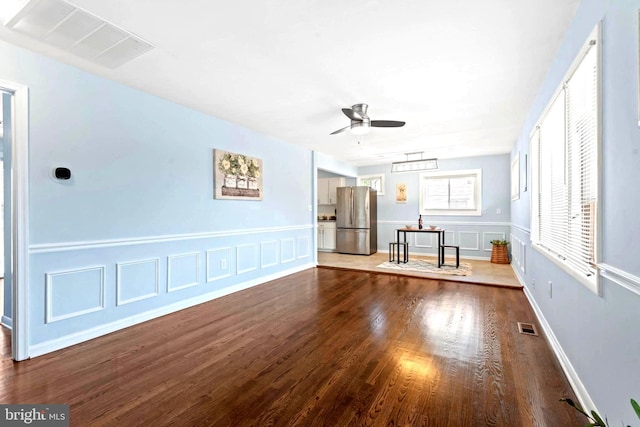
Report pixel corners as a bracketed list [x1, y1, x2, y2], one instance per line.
[318, 177, 345, 205]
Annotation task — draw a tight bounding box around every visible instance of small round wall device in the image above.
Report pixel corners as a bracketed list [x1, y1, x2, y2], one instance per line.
[52, 167, 71, 181]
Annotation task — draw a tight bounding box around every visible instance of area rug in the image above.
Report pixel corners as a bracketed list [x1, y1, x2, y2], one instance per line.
[376, 259, 472, 276]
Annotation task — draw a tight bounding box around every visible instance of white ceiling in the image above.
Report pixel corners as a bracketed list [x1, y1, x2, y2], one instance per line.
[0, 0, 580, 166]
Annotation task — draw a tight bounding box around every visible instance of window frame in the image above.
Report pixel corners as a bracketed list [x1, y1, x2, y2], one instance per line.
[357, 174, 385, 195]
[529, 22, 602, 295]
[419, 169, 482, 216]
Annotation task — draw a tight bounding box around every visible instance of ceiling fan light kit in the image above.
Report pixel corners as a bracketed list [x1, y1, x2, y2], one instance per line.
[330, 103, 405, 135]
[350, 122, 371, 135]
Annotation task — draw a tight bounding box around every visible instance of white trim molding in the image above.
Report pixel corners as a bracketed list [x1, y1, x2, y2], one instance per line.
[296, 236, 310, 259]
[458, 231, 480, 251]
[167, 252, 200, 292]
[599, 263, 640, 297]
[510, 223, 531, 234]
[521, 284, 600, 419]
[236, 243, 258, 274]
[280, 238, 296, 263]
[206, 247, 232, 282]
[30, 263, 314, 358]
[1, 315, 13, 330]
[45, 266, 106, 323]
[260, 240, 279, 268]
[0, 79, 30, 361]
[116, 258, 160, 306]
[29, 224, 313, 253]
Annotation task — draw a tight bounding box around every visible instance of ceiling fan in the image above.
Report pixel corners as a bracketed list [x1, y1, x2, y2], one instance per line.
[330, 103, 405, 135]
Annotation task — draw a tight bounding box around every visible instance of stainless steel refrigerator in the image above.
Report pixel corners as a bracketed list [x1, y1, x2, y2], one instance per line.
[336, 186, 377, 255]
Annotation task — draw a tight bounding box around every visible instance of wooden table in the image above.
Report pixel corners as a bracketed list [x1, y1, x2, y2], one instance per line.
[396, 228, 445, 267]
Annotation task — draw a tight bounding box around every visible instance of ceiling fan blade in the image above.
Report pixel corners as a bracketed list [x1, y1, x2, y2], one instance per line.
[342, 108, 363, 121]
[330, 125, 351, 135]
[371, 120, 406, 127]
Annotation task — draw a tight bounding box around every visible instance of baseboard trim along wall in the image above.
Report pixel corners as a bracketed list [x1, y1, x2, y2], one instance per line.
[1, 315, 12, 330]
[29, 263, 314, 358]
[513, 265, 599, 418]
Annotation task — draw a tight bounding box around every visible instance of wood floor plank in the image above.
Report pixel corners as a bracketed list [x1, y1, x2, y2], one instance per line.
[0, 268, 586, 426]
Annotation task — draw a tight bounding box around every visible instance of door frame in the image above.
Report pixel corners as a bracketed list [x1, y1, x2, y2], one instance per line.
[0, 79, 29, 361]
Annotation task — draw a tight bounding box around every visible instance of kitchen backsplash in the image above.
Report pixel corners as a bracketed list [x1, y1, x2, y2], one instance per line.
[318, 205, 336, 217]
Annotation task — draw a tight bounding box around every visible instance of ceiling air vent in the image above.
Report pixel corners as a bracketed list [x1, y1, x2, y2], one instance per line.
[4, 0, 154, 68]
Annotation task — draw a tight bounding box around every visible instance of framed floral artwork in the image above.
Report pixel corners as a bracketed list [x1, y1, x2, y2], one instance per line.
[396, 183, 407, 203]
[214, 149, 263, 200]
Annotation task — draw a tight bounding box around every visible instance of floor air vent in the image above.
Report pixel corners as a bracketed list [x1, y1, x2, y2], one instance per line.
[517, 322, 538, 336]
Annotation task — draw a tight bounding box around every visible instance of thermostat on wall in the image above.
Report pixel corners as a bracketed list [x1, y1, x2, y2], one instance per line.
[51, 167, 72, 182]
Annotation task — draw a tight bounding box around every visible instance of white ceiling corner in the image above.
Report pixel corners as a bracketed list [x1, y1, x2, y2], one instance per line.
[0, 0, 581, 166]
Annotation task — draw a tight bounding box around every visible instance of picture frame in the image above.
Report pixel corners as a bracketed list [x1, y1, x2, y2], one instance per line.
[396, 183, 407, 203]
[214, 149, 263, 200]
[511, 154, 520, 201]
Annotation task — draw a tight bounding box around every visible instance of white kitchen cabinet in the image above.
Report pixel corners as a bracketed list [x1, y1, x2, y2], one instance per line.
[318, 222, 337, 251]
[318, 177, 345, 205]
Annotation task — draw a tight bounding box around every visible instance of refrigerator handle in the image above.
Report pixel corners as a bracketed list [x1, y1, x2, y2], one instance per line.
[349, 188, 353, 225]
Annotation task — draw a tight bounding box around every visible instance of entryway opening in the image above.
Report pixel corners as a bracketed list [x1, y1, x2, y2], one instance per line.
[0, 90, 9, 358]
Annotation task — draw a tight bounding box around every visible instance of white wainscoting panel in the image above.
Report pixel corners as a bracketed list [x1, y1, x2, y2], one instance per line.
[444, 231, 455, 245]
[31, 263, 315, 358]
[261, 240, 279, 268]
[46, 266, 105, 323]
[414, 233, 433, 248]
[296, 236, 310, 259]
[116, 258, 160, 306]
[237, 243, 258, 274]
[509, 234, 526, 274]
[483, 232, 506, 251]
[167, 252, 200, 292]
[459, 231, 480, 251]
[281, 238, 295, 263]
[206, 247, 232, 282]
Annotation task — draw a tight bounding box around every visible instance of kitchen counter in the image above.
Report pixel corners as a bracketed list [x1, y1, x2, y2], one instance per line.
[318, 219, 336, 222]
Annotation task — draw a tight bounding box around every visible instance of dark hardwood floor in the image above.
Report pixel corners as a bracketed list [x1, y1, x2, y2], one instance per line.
[0, 268, 585, 426]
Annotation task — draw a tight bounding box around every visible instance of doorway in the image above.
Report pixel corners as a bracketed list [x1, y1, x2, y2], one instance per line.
[1, 91, 11, 356]
[0, 80, 29, 361]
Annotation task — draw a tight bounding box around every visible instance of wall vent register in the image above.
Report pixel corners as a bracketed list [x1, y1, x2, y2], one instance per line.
[517, 322, 539, 336]
[3, 0, 154, 68]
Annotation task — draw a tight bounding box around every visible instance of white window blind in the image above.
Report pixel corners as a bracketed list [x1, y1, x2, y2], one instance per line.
[420, 169, 482, 216]
[531, 29, 599, 289]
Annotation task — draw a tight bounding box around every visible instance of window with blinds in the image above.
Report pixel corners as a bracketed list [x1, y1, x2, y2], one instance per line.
[419, 169, 482, 216]
[530, 24, 600, 293]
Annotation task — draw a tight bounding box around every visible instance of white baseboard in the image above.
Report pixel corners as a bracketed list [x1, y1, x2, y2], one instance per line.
[1, 315, 12, 330]
[515, 265, 599, 417]
[29, 263, 314, 358]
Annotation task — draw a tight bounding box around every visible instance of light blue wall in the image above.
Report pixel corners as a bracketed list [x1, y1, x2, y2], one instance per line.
[358, 154, 511, 259]
[0, 39, 315, 353]
[510, 0, 640, 423]
[316, 151, 358, 178]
